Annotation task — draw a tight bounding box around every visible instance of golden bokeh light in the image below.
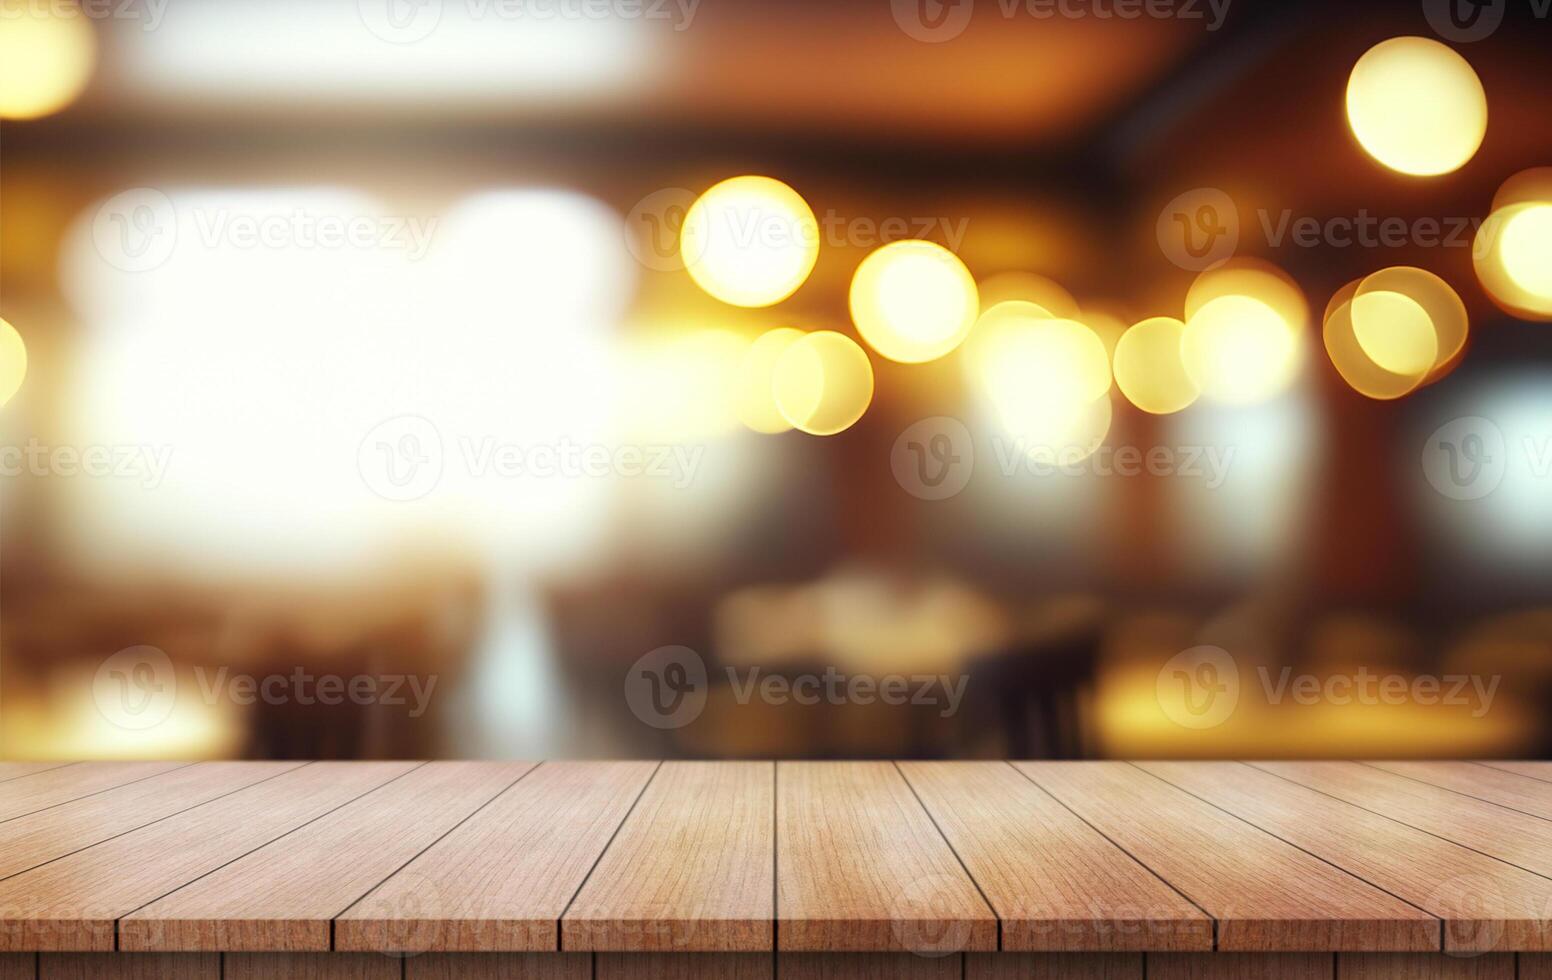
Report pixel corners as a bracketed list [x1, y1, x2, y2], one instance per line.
[1476, 202, 1552, 321]
[1185, 259, 1308, 335]
[1078, 308, 1129, 362]
[850, 239, 980, 364]
[0, 317, 27, 407]
[736, 327, 805, 434]
[680, 175, 819, 308]
[976, 271, 1080, 319]
[0, 4, 96, 120]
[964, 302, 1113, 462]
[1355, 266, 1468, 379]
[850, 240, 979, 363]
[1324, 290, 1430, 400]
[1181, 295, 1300, 405]
[1499, 204, 1552, 300]
[1345, 37, 1487, 177]
[1350, 290, 1438, 377]
[1113, 316, 1199, 415]
[624, 328, 752, 441]
[772, 331, 875, 436]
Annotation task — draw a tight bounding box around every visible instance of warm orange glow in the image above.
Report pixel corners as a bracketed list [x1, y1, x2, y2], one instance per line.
[850, 240, 979, 363]
[681, 176, 819, 307]
[0, 4, 96, 120]
[772, 331, 875, 436]
[0, 317, 26, 407]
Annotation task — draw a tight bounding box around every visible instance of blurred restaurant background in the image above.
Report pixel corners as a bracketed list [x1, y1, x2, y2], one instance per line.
[3, 0, 1552, 763]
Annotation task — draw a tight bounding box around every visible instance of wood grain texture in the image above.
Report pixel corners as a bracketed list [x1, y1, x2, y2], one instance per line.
[405, 953, 591, 979]
[0, 764, 71, 784]
[776, 762, 995, 954]
[1139, 761, 1552, 952]
[1365, 762, 1552, 818]
[0, 763, 188, 823]
[1016, 763, 1437, 952]
[0, 762, 306, 881]
[967, 953, 1142, 978]
[223, 953, 400, 979]
[778, 954, 959, 979]
[595, 953, 773, 979]
[1523, 954, 1552, 979]
[1337, 954, 1514, 979]
[564, 762, 773, 953]
[335, 761, 659, 953]
[1478, 762, 1552, 783]
[121, 762, 534, 952]
[37, 953, 216, 979]
[1253, 762, 1552, 879]
[900, 762, 1210, 952]
[1145, 954, 1333, 979]
[0, 762, 416, 952]
[0, 953, 31, 980]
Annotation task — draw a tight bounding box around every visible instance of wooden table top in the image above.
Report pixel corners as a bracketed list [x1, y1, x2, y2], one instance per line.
[1, 760, 1550, 956]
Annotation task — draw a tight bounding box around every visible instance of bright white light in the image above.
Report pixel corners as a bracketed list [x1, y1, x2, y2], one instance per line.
[110, 0, 655, 106]
[59, 185, 635, 578]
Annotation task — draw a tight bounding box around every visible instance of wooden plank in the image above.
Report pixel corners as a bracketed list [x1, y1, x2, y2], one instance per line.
[595, 953, 772, 979]
[0, 763, 304, 881]
[564, 762, 773, 953]
[335, 761, 659, 953]
[1524, 953, 1552, 979]
[223, 953, 399, 979]
[967, 952, 1142, 978]
[775, 762, 996, 954]
[1253, 762, 1552, 879]
[1139, 761, 1552, 952]
[779, 954, 959, 979]
[37, 953, 216, 979]
[0, 762, 417, 952]
[405, 953, 591, 979]
[1337, 953, 1514, 978]
[1015, 763, 1437, 951]
[1479, 762, 1552, 782]
[0, 953, 31, 980]
[0, 764, 71, 785]
[0, 764, 189, 823]
[899, 762, 1211, 952]
[1365, 762, 1552, 818]
[1146, 954, 1332, 978]
[122, 762, 534, 952]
